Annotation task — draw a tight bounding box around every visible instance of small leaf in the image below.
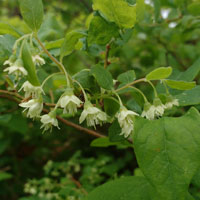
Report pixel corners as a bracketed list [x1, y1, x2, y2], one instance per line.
[45, 38, 64, 50]
[19, 0, 44, 32]
[136, 0, 145, 22]
[91, 64, 113, 90]
[22, 42, 40, 86]
[0, 172, 12, 182]
[108, 120, 125, 142]
[90, 137, 120, 147]
[85, 176, 151, 200]
[93, 0, 137, 29]
[165, 79, 196, 90]
[104, 98, 120, 117]
[117, 70, 136, 84]
[60, 30, 86, 61]
[146, 67, 172, 80]
[88, 16, 119, 46]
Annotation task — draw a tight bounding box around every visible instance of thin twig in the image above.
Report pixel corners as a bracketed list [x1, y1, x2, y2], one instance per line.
[70, 176, 88, 195]
[104, 44, 111, 69]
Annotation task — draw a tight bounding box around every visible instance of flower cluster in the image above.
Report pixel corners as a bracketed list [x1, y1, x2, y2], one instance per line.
[142, 96, 179, 120]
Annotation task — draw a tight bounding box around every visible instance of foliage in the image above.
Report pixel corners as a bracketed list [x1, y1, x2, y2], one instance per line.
[0, 0, 200, 200]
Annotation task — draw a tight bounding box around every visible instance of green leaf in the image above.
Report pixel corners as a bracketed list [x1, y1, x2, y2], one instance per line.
[153, 0, 161, 21]
[90, 137, 120, 147]
[104, 98, 120, 117]
[136, 0, 145, 22]
[88, 16, 119, 46]
[45, 38, 64, 50]
[60, 30, 86, 61]
[19, 0, 44, 32]
[73, 69, 96, 90]
[108, 120, 125, 142]
[170, 58, 200, 82]
[133, 107, 200, 200]
[85, 176, 151, 200]
[175, 86, 200, 106]
[0, 22, 21, 38]
[22, 42, 40, 86]
[117, 70, 136, 84]
[165, 80, 196, 90]
[91, 64, 113, 90]
[0, 172, 12, 182]
[188, 2, 200, 16]
[92, 0, 137, 28]
[146, 67, 172, 81]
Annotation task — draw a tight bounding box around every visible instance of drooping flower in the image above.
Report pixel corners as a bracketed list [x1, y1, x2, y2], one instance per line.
[19, 98, 43, 118]
[4, 58, 27, 77]
[79, 101, 107, 128]
[58, 89, 83, 116]
[141, 101, 155, 120]
[32, 55, 45, 66]
[153, 97, 166, 117]
[165, 94, 179, 109]
[19, 81, 44, 98]
[40, 111, 59, 132]
[117, 107, 139, 138]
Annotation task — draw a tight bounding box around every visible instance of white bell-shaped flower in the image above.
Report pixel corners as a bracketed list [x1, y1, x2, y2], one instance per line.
[40, 111, 59, 132]
[4, 58, 27, 77]
[19, 98, 43, 118]
[32, 55, 45, 66]
[117, 107, 139, 138]
[58, 89, 83, 116]
[19, 81, 44, 98]
[3, 55, 16, 66]
[153, 97, 166, 117]
[141, 101, 155, 120]
[165, 94, 179, 109]
[79, 101, 107, 128]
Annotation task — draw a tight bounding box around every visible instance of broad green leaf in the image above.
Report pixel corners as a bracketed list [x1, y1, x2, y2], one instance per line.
[188, 2, 200, 16]
[88, 16, 119, 46]
[117, 70, 136, 84]
[0, 172, 12, 182]
[108, 120, 125, 142]
[60, 30, 86, 61]
[91, 65, 113, 90]
[0, 22, 21, 38]
[45, 38, 64, 50]
[91, 137, 120, 147]
[133, 107, 200, 200]
[165, 80, 196, 90]
[104, 98, 120, 117]
[22, 42, 40, 86]
[93, 0, 137, 28]
[146, 67, 172, 80]
[85, 176, 151, 200]
[175, 86, 200, 106]
[19, 0, 44, 32]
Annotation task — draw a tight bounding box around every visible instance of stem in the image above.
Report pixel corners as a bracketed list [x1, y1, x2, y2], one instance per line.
[162, 80, 170, 94]
[41, 72, 63, 88]
[73, 79, 88, 101]
[114, 92, 123, 106]
[128, 86, 148, 102]
[13, 34, 31, 52]
[104, 44, 110, 69]
[115, 78, 146, 93]
[35, 34, 71, 86]
[147, 80, 158, 97]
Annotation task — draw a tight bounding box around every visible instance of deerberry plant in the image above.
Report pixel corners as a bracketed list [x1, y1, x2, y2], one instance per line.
[1, 0, 200, 199]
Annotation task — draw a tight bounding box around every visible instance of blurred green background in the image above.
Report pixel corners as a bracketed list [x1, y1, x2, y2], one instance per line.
[1, 0, 200, 199]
